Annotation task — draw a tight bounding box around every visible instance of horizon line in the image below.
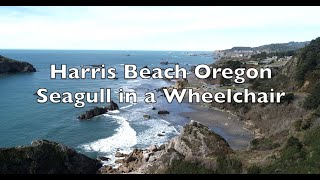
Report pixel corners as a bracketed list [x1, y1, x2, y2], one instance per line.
[0, 48, 215, 52]
[0, 39, 311, 52]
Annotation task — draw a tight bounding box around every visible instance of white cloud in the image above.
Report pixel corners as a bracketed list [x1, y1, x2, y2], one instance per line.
[0, 6, 319, 50]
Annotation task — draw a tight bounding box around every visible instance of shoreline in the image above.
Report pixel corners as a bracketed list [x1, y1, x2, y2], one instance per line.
[180, 103, 254, 150]
[176, 73, 255, 150]
[104, 69, 255, 169]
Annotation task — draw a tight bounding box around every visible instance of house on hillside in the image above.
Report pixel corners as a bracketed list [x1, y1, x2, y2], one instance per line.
[246, 60, 259, 65]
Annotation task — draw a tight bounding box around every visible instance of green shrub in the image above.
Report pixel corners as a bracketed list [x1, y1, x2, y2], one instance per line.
[250, 74, 288, 92]
[258, 126, 320, 174]
[313, 107, 320, 117]
[301, 119, 313, 130]
[221, 60, 243, 70]
[216, 156, 242, 174]
[260, 136, 306, 173]
[247, 165, 262, 174]
[293, 119, 302, 131]
[280, 93, 295, 104]
[304, 81, 320, 110]
[164, 160, 214, 174]
[286, 136, 303, 149]
[250, 138, 280, 151]
[295, 38, 320, 85]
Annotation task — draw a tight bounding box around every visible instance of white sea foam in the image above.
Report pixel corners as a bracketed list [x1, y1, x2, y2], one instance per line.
[128, 79, 140, 83]
[81, 114, 137, 153]
[107, 110, 120, 114]
[122, 86, 136, 93]
[124, 79, 142, 89]
[79, 72, 181, 166]
[135, 118, 180, 146]
[120, 104, 134, 109]
[137, 96, 145, 102]
[113, 86, 136, 94]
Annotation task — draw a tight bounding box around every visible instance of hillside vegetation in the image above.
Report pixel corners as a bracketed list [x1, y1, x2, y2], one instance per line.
[225, 41, 309, 53]
[242, 38, 320, 173]
[179, 37, 320, 174]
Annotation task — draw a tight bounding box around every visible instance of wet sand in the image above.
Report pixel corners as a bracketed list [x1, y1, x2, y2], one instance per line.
[162, 72, 254, 150]
[180, 104, 253, 150]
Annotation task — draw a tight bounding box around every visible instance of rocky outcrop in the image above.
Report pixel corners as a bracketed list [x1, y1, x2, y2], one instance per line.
[101, 121, 233, 174]
[78, 101, 119, 120]
[117, 149, 144, 173]
[174, 79, 188, 90]
[115, 152, 127, 158]
[158, 110, 170, 115]
[160, 61, 169, 65]
[106, 100, 119, 111]
[0, 55, 36, 74]
[97, 156, 110, 162]
[146, 121, 234, 173]
[167, 120, 233, 158]
[0, 140, 101, 174]
[78, 107, 107, 120]
[160, 61, 179, 66]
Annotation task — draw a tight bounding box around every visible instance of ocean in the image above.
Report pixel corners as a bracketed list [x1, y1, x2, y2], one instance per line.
[0, 50, 214, 163]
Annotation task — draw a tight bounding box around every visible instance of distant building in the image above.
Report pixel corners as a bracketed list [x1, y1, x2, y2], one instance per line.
[246, 60, 259, 65]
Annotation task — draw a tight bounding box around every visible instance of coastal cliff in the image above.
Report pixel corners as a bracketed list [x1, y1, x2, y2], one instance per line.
[100, 121, 239, 174]
[1, 38, 320, 174]
[204, 37, 320, 173]
[0, 55, 36, 74]
[0, 140, 101, 174]
[0, 122, 238, 174]
[102, 38, 320, 174]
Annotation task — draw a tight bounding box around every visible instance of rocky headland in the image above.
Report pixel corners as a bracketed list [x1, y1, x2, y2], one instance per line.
[0, 121, 238, 174]
[100, 121, 236, 174]
[0, 55, 36, 74]
[0, 140, 101, 174]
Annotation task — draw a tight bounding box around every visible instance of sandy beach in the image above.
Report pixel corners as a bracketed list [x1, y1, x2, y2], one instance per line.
[179, 73, 254, 150]
[180, 104, 253, 150]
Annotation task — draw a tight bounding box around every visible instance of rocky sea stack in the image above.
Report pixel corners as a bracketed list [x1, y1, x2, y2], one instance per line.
[78, 107, 108, 120]
[0, 140, 101, 174]
[78, 100, 120, 120]
[0, 55, 36, 74]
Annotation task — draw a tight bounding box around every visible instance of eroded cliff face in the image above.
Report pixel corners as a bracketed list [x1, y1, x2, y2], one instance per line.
[210, 97, 308, 137]
[0, 55, 36, 74]
[0, 140, 101, 174]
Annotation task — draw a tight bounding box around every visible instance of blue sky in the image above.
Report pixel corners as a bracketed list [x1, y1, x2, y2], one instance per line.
[0, 6, 319, 51]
